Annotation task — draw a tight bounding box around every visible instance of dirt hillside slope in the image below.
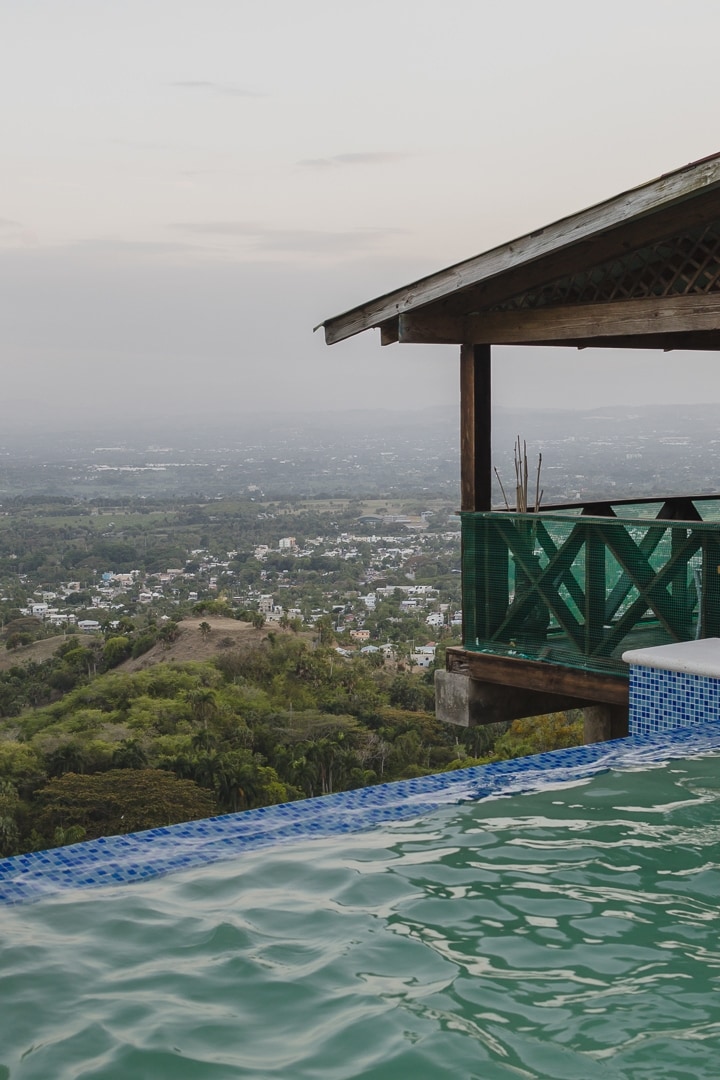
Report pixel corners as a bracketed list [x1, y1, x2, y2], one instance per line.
[0, 618, 307, 676]
[0, 633, 97, 672]
[119, 617, 307, 672]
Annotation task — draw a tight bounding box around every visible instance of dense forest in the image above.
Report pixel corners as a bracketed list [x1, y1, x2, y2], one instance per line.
[0, 479, 585, 858]
[0, 624, 583, 857]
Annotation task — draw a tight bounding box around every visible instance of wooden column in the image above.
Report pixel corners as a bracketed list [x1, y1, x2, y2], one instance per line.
[460, 344, 492, 650]
[460, 344, 492, 511]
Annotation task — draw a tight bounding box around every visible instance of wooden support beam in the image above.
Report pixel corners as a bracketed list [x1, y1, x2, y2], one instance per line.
[657, 497, 703, 521]
[460, 344, 491, 512]
[581, 502, 617, 517]
[445, 647, 629, 706]
[398, 293, 720, 346]
[380, 318, 399, 346]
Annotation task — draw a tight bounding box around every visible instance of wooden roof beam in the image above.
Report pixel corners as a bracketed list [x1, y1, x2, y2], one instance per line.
[397, 293, 720, 346]
[379, 318, 399, 345]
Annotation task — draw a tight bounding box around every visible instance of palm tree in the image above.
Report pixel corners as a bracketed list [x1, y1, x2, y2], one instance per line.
[46, 741, 88, 777]
[185, 687, 218, 729]
[112, 739, 148, 769]
[53, 824, 87, 847]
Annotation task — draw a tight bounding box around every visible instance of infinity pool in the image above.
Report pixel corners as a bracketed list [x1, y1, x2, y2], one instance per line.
[2, 737, 720, 1079]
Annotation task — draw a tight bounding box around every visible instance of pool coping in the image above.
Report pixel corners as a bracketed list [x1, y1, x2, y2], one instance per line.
[3, 720, 720, 905]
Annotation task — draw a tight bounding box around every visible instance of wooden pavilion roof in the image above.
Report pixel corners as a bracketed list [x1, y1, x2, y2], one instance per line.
[321, 153, 720, 352]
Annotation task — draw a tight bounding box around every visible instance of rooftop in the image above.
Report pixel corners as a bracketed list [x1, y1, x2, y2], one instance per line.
[322, 152, 720, 353]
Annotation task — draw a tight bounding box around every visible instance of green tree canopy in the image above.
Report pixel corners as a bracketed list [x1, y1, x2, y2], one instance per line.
[34, 768, 216, 840]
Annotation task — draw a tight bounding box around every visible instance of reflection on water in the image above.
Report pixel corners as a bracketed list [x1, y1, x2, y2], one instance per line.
[2, 757, 720, 1079]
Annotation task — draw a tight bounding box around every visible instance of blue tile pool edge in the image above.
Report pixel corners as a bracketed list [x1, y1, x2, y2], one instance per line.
[628, 664, 720, 736]
[3, 720, 720, 905]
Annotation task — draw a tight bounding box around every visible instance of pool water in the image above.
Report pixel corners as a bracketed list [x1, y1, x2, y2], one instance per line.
[2, 754, 720, 1079]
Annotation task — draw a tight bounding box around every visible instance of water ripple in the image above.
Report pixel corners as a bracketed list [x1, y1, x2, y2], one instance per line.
[2, 756, 720, 1077]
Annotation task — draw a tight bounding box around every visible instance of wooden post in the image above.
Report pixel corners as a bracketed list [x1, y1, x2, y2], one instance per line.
[460, 344, 492, 511]
[460, 345, 492, 649]
[700, 533, 720, 638]
[584, 524, 606, 655]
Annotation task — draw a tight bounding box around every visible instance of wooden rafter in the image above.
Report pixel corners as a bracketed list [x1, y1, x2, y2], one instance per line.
[445, 647, 629, 705]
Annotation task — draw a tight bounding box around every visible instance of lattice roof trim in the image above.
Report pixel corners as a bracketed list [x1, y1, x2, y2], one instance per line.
[491, 222, 720, 312]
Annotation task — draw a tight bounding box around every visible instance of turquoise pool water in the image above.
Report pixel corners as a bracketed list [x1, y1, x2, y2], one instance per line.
[2, 752, 720, 1079]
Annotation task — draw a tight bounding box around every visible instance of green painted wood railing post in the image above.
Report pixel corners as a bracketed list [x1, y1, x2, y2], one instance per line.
[700, 533, 720, 637]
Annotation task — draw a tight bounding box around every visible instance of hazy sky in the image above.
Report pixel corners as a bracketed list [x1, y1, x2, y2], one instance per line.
[3, 0, 720, 427]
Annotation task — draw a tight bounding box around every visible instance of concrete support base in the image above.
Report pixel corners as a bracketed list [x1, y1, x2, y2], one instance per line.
[435, 670, 594, 728]
[582, 704, 628, 744]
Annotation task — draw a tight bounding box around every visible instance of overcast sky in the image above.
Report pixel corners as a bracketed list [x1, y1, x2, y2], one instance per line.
[3, 0, 720, 427]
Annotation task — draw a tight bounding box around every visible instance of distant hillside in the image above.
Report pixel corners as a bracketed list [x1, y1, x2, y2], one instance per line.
[0, 633, 98, 672]
[0, 618, 301, 676]
[118, 617, 299, 672]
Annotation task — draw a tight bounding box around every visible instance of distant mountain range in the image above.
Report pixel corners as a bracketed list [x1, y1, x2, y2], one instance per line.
[1, 403, 719, 503]
[4, 401, 720, 455]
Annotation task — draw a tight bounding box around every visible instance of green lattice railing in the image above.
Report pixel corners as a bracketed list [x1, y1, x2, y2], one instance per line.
[462, 503, 720, 676]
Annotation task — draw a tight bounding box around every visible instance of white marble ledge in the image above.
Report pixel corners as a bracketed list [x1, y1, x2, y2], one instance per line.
[622, 638, 720, 678]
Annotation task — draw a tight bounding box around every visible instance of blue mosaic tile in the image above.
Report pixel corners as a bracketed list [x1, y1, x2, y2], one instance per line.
[628, 665, 720, 735]
[3, 720, 720, 906]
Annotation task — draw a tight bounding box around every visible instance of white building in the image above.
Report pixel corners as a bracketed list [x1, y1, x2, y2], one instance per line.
[412, 643, 437, 669]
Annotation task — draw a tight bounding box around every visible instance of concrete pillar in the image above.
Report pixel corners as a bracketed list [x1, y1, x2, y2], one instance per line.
[582, 704, 628, 744]
[436, 670, 594, 728]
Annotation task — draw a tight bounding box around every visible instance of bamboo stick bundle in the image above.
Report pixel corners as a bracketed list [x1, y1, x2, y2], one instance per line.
[495, 438, 543, 511]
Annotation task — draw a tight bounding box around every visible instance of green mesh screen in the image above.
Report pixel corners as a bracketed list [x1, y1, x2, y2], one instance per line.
[461, 511, 720, 677]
